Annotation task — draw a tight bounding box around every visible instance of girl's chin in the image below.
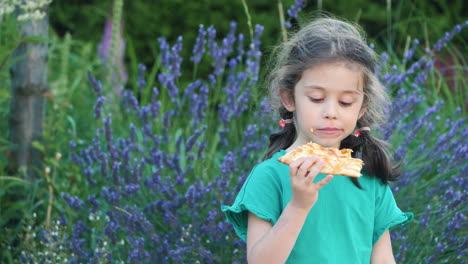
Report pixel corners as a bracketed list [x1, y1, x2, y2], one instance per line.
[311, 139, 340, 149]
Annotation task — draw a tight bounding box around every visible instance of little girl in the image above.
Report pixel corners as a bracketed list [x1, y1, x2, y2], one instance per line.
[222, 17, 413, 263]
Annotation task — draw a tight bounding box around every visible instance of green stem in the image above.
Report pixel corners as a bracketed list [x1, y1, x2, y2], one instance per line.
[386, 0, 392, 49]
[240, 0, 254, 44]
[108, 0, 124, 90]
[277, 1, 288, 42]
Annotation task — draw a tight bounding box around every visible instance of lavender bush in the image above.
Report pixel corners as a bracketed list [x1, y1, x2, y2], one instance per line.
[36, 22, 269, 263]
[14, 6, 468, 264]
[377, 22, 468, 263]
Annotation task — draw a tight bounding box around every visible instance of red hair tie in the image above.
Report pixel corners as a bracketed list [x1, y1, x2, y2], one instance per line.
[354, 127, 371, 137]
[279, 119, 293, 127]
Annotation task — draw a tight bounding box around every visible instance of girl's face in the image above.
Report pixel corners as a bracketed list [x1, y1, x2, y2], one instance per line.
[281, 61, 366, 149]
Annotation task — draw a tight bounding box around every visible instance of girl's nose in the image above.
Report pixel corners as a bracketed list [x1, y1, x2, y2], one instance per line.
[323, 102, 338, 119]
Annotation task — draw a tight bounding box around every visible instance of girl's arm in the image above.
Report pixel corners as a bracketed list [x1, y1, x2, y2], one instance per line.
[246, 157, 333, 264]
[370, 230, 396, 264]
[246, 204, 308, 264]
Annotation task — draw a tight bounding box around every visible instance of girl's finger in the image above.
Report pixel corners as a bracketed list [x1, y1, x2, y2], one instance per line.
[314, 174, 333, 189]
[290, 157, 312, 177]
[304, 158, 324, 180]
[289, 157, 306, 177]
[296, 157, 318, 178]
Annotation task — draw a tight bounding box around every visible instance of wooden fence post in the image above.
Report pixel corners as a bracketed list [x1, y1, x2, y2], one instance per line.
[8, 6, 49, 181]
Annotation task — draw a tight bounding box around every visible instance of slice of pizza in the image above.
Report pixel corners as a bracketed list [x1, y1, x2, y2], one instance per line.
[278, 142, 363, 177]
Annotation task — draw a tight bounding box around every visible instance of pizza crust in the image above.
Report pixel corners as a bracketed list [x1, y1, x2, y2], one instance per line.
[277, 142, 363, 177]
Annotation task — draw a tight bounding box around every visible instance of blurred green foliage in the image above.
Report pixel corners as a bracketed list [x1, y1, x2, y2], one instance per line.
[49, 0, 468, 64]
[48, 0, 468, 107]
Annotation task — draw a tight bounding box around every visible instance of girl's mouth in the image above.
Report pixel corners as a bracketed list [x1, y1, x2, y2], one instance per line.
[316, 128, 342, 135]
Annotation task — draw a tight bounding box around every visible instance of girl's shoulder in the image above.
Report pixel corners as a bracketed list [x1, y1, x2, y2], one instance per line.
[254, 149, 288, 170]
[358, 171, 395, 198]
[245, 150, 289, 182]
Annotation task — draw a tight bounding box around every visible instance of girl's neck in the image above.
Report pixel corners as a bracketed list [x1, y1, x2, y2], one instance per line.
[286, 140, 306, 152]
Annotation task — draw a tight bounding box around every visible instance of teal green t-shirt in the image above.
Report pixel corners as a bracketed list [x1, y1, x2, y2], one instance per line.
[222, 150, 413, 263]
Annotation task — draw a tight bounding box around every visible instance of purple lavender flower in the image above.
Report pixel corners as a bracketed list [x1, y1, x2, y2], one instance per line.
[158, 37, 170, 66]
[220, 151, 237, 176]
[122, 89, 140, 113]
[236, 33, 245, 61]
[415, 59, 435, 84]
[94, 96, 105, 120]
[240, 124, 259, 158]
[171, 36, 184, 78]
[128, 237, 150, 262]
[380, 90, 424, 139]
[61, 193, 86, 210]
[206, 22, 239, 76]
[191, 83, 209, 128]
[100, 186, 122, 205]
[87, 70, 103, 95]
[282, 21, 292, 28]
[186, 125, 207, 152]
[207, 25, 217, 55]
[375, 52, 388, 78]
[197, 141, 206, 159]
[286, 0, 305, 19]
[69, 220, 90, 259]
[403, 38, 420, 62]
[433, 21, 468, 51]
[137, 63, 147, 91]
[283, 0, 305, 28]
[191, 24, 206, 64]
[97, 19, 128, 86]
[182, 80, 202, 100]
[87, 194, 100, 210]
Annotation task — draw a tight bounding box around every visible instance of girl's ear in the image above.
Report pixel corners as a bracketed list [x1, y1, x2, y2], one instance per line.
[358, 107, 367, 119]
[279, 89, 295, 112]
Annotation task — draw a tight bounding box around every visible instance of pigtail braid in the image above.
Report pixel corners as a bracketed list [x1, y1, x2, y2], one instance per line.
[263, 108, 296, 160]
[341, 121, 401, 184]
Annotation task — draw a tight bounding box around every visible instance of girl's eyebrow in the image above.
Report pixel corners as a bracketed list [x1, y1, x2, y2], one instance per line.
[303, 84, 363, 94]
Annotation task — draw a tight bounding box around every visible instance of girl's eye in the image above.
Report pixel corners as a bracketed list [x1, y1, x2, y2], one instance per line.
[340, 101, 353, 106]
[309, 98, 323, 103]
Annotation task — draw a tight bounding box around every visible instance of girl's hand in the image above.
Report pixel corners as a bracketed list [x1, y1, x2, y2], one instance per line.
[288, 156, 333, 211]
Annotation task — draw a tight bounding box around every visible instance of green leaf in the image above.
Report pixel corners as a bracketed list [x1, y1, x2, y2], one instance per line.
[67, 115, 77, 136]
[21, 35, 50, 44]
[31, 140, 45, 152]
[0, 88, 11, 99]
[0, 176, 30, 185]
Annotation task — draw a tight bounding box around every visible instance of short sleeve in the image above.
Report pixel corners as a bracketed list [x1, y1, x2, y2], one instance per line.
[373, 182, 413, 245]
[221, 162, 283, 241]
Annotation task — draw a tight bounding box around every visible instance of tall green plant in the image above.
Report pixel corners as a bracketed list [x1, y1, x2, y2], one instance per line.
[0, 21, 103, 264]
